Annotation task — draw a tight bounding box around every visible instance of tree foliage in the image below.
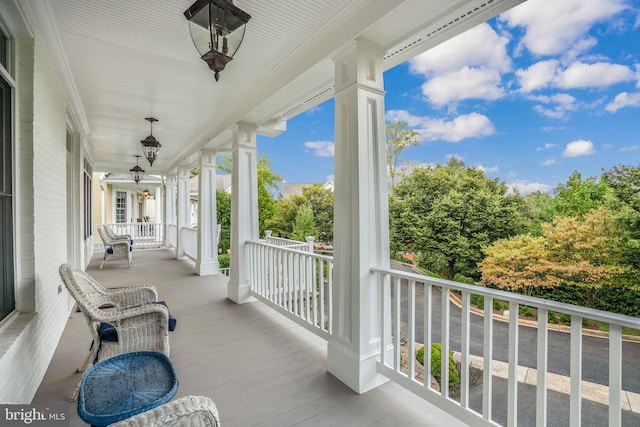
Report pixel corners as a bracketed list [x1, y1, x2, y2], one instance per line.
[554, 171, 613, 217]
[390, 158, 525, 279]
[480, 207, 628, 306]
[267, 184, 334, 243]
[218, 154, 281, 236]
[386, 121, 420, 196]
[292, 203, 318, 242]
[216, 189, 231, 254]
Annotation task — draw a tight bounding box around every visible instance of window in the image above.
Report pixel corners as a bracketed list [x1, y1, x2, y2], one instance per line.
[0, 65, 14, 320]
[0, 30, 6, 69]
[115, 191, 126, 223]
[84, 160, 92, 238]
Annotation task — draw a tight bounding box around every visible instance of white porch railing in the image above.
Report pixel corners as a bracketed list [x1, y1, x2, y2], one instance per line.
[182, 226, 198, 261]
[263, 230, 313, 252]
[247, 240, 333, 340]
[372, 266, 640, 427]
[102, 223, 165, 248]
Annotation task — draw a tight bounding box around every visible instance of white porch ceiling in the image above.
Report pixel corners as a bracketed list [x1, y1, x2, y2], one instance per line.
[30, 0, 524, 174]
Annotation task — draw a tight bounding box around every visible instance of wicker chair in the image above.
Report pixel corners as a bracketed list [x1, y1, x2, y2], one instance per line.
[59, 264, 170, 400]
[98, 226, 132, 269]
[109, 396, 220, 427]
[103, 224, 133, 244]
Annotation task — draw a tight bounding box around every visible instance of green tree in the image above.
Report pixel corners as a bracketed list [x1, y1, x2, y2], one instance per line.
[301, 184, 334, 243]
[554, 171, 613, 217]
[266, 195, 306, 238]
[390, 158, 525, 279]
[216, 189, 231, 254]
[292, 203, 318, 242]
[386, 121, 420, 196]
[218, 154, 281, 236]
[522, 191, 557, 236]
[601, 163, 640, 240]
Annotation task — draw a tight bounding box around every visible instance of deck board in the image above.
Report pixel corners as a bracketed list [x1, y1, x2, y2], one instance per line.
[32, 249, 467, 426]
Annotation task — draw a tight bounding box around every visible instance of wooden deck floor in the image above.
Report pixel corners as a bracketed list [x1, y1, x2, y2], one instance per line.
[33, 249, 467, 426]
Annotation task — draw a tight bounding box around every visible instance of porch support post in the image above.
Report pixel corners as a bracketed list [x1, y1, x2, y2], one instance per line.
[227, 122, 258, 304]
[175, 167, 190, 259]
[327, 39, 390, 394]
[196, 150, 219, 276]
[164, 174, 177, 249]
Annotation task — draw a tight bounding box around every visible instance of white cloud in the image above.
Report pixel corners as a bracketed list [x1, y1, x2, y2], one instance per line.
[606, 91, 640, 112]
[386, 110, 495, 143]
[536, 143, 557, 152]
[409, 23, 511, 75]
[304, 141, 334, 157]
[562, 140, 596, 157]
[556, 62, 635, 89]
[518, 61, 634, 93]
[446, 154, 464, 162]
[420, 67, 504, 105]
[620, 145, 639, 152]
[508, 180, 553, 195]
[540, 158, 556, 166]
[409, 23, 510, 105]
[476, 164, 498, 174]
[517, 60, 559, 92]
[500, 0, 627, 57]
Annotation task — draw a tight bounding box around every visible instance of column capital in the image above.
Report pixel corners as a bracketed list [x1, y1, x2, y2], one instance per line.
[333, 38, 385, 95]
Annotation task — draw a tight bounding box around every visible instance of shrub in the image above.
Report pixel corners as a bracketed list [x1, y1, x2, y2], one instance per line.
[470, 294, 484, 309]
[519, 305, 533, 317]
[453, 273, 475, 284]
[218, 254, 230, 269]
[416, 343, 459, 387]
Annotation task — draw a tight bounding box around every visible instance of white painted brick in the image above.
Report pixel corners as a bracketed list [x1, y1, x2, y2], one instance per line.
[0, 28, 76, 404]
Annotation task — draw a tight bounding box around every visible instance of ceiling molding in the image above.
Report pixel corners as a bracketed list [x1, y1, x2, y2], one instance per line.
[24, 0, 90, 135]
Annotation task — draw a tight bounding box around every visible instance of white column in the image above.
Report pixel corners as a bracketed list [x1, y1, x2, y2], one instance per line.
[165, 175, 177, 226]
[196, 150, 219, 276]
[327, 39, 390, 394]
[154, 186, 162, 224]
[175, 167, 190, 259]
[164, 174, 177, 249]
[227, 122, 258, 303]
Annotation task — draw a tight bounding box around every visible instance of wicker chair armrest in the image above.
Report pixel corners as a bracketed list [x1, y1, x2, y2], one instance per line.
[107, 285, 158, 308]
[109, 396, 219, 427]
[100, 302, 169, 324]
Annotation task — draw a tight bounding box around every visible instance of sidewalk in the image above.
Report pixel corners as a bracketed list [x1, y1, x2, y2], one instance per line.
[451, 351, 640, 414]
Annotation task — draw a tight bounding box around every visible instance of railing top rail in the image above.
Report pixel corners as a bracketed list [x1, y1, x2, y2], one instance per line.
[247, 240, 333, 261]
[372, 266, 640, 330]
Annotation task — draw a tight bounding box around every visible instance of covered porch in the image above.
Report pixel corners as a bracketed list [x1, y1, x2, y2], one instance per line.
[33, 249, 463, 427]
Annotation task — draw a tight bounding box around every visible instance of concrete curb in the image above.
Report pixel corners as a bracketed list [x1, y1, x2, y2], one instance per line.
[447, 292, 640, 343]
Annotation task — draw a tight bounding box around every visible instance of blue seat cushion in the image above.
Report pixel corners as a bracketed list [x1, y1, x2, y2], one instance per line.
[105, 245, 132, 254]
[99, 301, 176, 342]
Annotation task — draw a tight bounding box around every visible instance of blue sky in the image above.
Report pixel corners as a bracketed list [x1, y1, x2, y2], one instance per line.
[257, 0, 640, 195]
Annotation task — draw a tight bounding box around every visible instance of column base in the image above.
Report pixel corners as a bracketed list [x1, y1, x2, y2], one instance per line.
[327, 340, 388, 394]
[195, 260, 219, 276]
[227, 278, 255, 304]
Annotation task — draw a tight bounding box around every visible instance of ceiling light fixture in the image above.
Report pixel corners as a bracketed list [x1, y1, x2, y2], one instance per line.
[130, 155, 145, 184]
[184, 0, 251, 81]
[140, 117, 161, 166]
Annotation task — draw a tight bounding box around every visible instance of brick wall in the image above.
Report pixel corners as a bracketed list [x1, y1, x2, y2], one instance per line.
[0, 26, 75, 403]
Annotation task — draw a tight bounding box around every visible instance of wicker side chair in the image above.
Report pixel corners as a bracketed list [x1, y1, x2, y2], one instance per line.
[109, 396, 220, 427]
[103, 224, 133, 244]
[59, 264, 170, 400]
[98, 226, 132, 269]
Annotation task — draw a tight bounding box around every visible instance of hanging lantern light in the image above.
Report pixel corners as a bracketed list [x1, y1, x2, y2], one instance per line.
[140, 117, 161, 166]
[143, 188, 151, 199]
[130, 155, 145, 184]
[184, 0, 251, 81]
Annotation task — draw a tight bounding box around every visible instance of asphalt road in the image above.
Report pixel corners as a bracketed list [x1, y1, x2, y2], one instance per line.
[390, 263, 640, 426]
